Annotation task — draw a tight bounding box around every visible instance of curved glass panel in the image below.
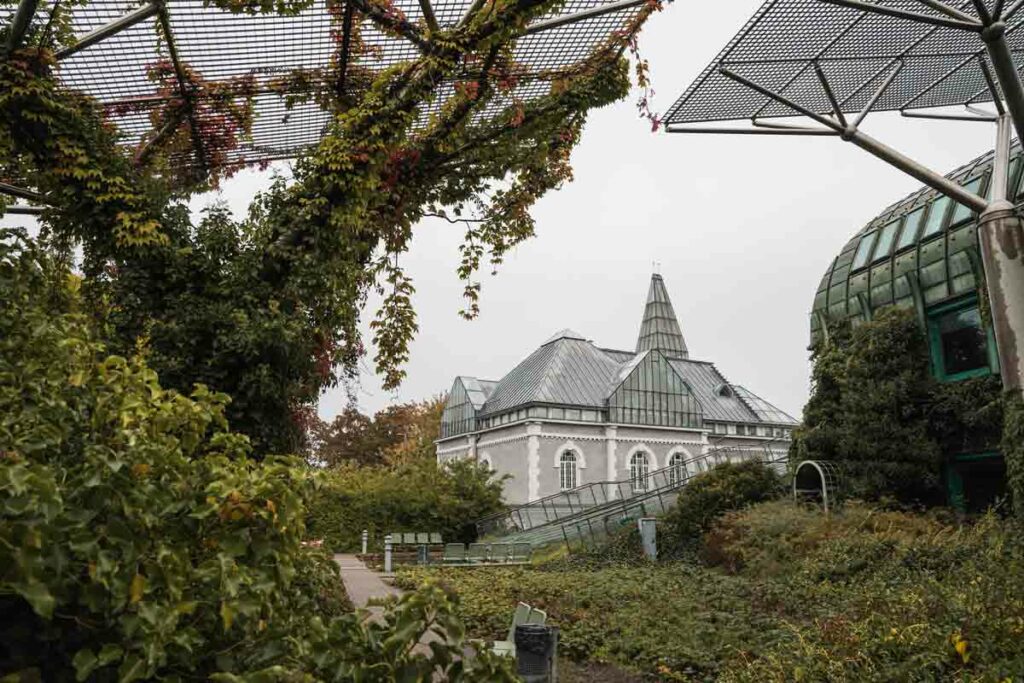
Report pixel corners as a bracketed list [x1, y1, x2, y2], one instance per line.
[896, 207, 925, 251]
[852, 231, 877, 270]
[921, 195, 951, 239]
[950, 177, 984, 225]
[872, 219, 900, 262]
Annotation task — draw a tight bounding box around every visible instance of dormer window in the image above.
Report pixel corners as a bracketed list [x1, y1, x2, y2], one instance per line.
[715, 384, 734, 398]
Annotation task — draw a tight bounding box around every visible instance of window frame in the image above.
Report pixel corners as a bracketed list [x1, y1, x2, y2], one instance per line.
[926, 295, 999, 382]
[630, 451, 650, 493]
[559, 450, 578, 491]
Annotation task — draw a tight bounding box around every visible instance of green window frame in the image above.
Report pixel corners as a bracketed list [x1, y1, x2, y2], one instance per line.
[926, 295, 998, 382]
[896, 207, 925, 251]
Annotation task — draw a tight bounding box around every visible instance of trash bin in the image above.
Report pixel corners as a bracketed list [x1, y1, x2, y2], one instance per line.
[515, 624, 557, 682]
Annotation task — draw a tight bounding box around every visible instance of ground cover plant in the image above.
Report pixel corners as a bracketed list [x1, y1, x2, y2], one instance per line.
[397, 500, 1024, 681]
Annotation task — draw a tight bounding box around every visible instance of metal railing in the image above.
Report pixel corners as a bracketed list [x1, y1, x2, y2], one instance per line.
[559, 446, 790, 551]
[475, 440, 790, 540]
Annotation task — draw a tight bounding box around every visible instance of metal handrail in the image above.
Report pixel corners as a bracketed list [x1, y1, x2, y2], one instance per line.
[560, 446, 790, 549]
[476, 439, 790, 538]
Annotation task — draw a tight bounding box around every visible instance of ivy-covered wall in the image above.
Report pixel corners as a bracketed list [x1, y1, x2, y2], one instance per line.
[792, 307, 1008, 507]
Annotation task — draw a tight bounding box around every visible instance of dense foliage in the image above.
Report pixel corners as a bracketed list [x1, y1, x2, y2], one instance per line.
[792, 307, 1005, 504]
[658, 461, 783, 559]
[306, 458, 505, 551]
[1, 0, 657, 455]
[399, 500, 1024, 681]
[310, 397, 444, 467]
[0, 229, 518, 681]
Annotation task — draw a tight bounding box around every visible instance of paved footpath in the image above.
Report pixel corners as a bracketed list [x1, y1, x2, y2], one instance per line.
[334, 554, 402, 615]
[333, 554, 447, 657]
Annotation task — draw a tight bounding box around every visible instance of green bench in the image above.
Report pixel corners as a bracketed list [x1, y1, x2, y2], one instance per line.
[491, 602, 547, 657]
[441, 542, 532, 566]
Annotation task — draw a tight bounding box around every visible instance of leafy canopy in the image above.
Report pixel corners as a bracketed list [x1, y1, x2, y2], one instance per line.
[1, 0, 660, 454]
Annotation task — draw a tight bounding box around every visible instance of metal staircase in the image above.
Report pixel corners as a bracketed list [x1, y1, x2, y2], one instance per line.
[474, 441, 790, 550]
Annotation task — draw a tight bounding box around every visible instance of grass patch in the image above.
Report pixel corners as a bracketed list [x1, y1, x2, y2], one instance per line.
[397, 501, 1024, 681]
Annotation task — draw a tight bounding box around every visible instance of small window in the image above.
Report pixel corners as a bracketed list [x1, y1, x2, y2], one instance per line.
[549, 407, 564, 420]
[668, 452, 688, 486]
[559, 451, 578, 491]
[715, 384, 734, 398]
[565, 408, 581, 421]
[896, 207, 925, 251]
[630, 452, 650, 493]
[929, 303, 992, 381]
[852, 231, 878, 270]
[872, 219, 900, 262]
[950, 177, 984, 225]
[921, 195, 951, 239]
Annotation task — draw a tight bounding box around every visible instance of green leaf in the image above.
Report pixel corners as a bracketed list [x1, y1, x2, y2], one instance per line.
[18, 581, 55, 619]
[72, 649, 97, 682]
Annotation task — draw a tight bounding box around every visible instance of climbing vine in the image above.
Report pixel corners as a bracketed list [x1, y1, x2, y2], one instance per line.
[1, 0, 660, 453]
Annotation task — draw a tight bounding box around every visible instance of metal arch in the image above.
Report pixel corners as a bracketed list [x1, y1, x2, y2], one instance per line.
[793, 460, 842, 513]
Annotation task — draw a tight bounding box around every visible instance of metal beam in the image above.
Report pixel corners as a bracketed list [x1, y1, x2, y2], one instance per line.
[982, 24, 1024, 148]
[977, 57, 1007, 115]
[816, 0, 983, 31]
[55, 2, 159, 60]
[666, 126, 839, 136]
[3, 205, 44, 215]
[814, 63, 848, 127]
[915, 0, 979, 23]
[417, 0, 439, 32]
[155, 2, 208, 179]
[0, 181, 44, 203]
[1004, 0, 1024, 19]
[853, 60, 903, 127]
[900, 108, 997, 122]
[4, 0, 41, 54]
[337, 0, 353, 96]
[720, 67, 841, 131]
[524, 0, 645, 35]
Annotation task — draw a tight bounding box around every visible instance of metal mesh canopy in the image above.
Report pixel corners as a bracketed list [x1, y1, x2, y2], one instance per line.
[664, 0, 1024, 125]
[7, 0, 646, 173]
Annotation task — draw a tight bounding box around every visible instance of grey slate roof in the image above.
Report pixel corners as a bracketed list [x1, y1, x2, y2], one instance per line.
[668, 359, 758, 423]
[636, 274, 689, 359]
[733, 386, 799, 425]
[479, 336, 623, 416]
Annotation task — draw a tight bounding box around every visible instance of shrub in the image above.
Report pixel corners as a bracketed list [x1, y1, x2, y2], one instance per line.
[658, 461, 783, 559]
[305, 457, 506, 552]
[0, 230, 516, 681]
[794, 307, 1006, 505]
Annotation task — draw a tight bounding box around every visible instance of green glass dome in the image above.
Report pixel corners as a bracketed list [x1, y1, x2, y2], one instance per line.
[811, 144, 1024, 347]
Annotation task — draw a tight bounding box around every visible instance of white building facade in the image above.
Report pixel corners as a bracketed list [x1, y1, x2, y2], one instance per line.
[436, 275, 798, 505]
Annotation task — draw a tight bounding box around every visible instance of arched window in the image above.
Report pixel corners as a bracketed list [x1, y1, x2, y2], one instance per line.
[559, 451, 578, 491]
[630, 451, 650, 493]
[668, 452, 689, 486]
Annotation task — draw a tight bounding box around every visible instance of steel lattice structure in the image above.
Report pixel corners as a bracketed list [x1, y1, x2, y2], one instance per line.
[660, 0, 1024, 394]
[1, 0, 649, 199]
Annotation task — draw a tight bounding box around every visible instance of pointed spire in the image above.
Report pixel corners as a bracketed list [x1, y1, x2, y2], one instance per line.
[635, 273, 689, 359]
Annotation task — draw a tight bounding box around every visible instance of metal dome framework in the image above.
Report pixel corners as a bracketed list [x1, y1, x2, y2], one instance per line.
[661, 0, 1024, 395]
[1, 0, 651, 213]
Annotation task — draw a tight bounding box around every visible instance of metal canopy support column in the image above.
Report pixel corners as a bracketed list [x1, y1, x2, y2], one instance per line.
[978, 115, 1024, 390]
[55, 2, 159, 60]
[3, 0, 40, 54]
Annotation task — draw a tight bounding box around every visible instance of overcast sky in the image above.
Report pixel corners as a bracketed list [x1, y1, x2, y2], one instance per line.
[4, 0, 1002, 422]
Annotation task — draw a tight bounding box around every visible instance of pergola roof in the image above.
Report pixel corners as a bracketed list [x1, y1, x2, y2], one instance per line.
[9, 0, 648, 174]
[664, 0, 1023, 126]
